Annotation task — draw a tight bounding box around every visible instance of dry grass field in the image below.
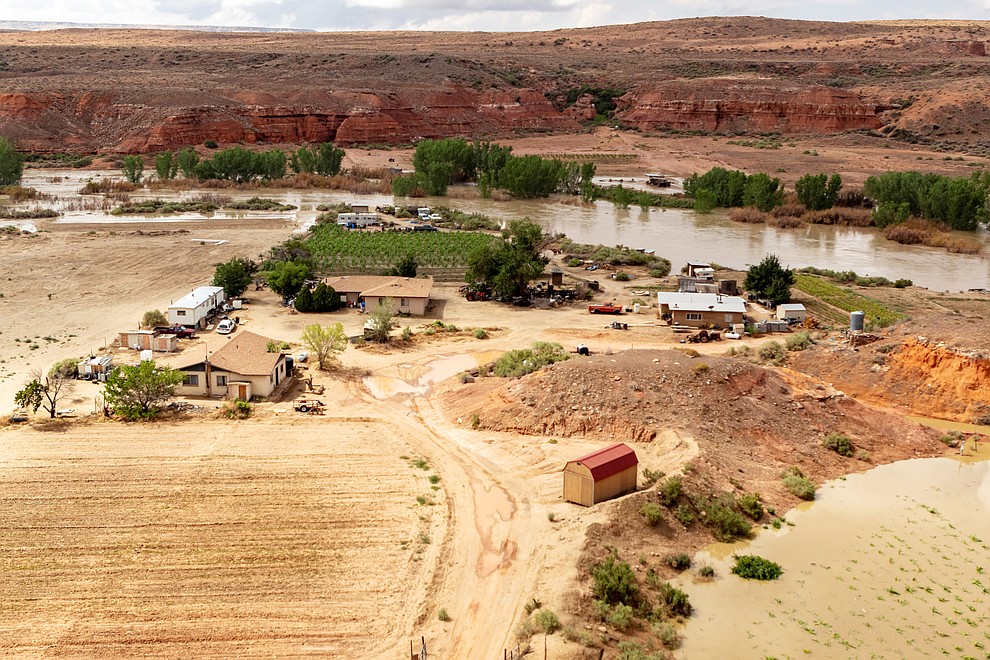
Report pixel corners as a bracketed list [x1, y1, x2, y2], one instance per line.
[0, 417, 442, 657]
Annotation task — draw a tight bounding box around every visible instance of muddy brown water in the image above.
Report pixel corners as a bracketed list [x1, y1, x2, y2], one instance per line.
[25, 169, 990, 292]
[679, 453, 990, 659]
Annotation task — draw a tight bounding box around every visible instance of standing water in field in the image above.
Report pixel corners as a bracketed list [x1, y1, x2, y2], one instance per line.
[679, 454, 990, 658]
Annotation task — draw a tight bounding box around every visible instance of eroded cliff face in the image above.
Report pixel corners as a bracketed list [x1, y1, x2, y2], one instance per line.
[0, 87, 580, 153]
[617, 82, 882, 133]
[0, 80, 885, 152]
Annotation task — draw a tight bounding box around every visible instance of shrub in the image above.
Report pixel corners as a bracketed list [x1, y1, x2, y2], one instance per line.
[731, 554, 783, 580]
[823, 432, 854, 457]
[781, 466, 816, 500]
[785, 331, 813, 351]
[613, 271, 631, 281]
[567, 257, 583, 267]
[759, 341, 785, 364]
[438, 608, 451, 621]
[533, 608, 560, 634]
[591, 554, 638, 605]
[692, 362, 709, 375]
[593, 599, 611, 622]
[491, 341, 569, 378]
[204, 139, 219, 148]
[699, 565, 715, 578]
[699, 494, 751, 541]
[674, 504, 695, 527]
[616, 640, 665, 660]
[664, 553, 691, 570]
[737, 493, 764, 520]
[402, 325, 413, 341]
[657, 476, 682, 507]
[607, 603, 635, 630]
[473, 327, 488, 339]
[641, 467, 665, 487]
[656, 582, 692, 617]
[728, 207, 768, 223]
[641, 502, 663, 527]
[654, 621, 680, 649]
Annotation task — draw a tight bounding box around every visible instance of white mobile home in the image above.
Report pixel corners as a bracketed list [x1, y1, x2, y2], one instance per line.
[168, 286, 226, 328]
[337, 213, 379, 227]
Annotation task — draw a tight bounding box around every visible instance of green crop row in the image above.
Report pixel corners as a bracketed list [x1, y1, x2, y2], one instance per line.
[794, 274, 906, 327]
[305, 224, 496, 271]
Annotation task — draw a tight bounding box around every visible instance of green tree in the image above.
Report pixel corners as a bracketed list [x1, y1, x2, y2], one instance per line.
[497, 155, 565, 198]
[412, 138, 476, 195]
[13, 359, 78, 418]
[743, 173, 783, 212]
[103, 360, 184, 420]
[314, 143, 345, 176]
[466, 219, 548, 299]
[744, 254, 794, 307]
[212, 257, 256, 298]
[290, 145, 317, 174]
[265, 260, 311, 299]
[121, 155, 144, 184]
[294, 285, 314, 312]
[365, 297, 396, 343]
[176, 147, 200, 178]
[389, 254, 418, 278]
[142, 309, 167, 328]
[311, 282, 342, 312]
[0, 135, 25, 186]
[391, 173, 427, 197]
[255, 149, 287, 180]
[301, 322, 348, 369]
[155, 151, 178, 181]
[795, 173, 842, 211]
[580, 162, 597, 202]
[684, 166, 747, 207]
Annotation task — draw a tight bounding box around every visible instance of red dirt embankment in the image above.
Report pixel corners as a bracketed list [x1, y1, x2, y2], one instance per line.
[793, 337, 990, 424]
[443, 350, 943, 504]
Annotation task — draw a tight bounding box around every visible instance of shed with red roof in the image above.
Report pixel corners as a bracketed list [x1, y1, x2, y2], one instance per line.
[563, 443, 639, 506]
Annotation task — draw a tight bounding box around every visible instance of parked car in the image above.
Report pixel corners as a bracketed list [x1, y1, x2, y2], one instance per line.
[154, 325, 196, 339]
[588, 302, 623, 314]
[413, 224, 438, 232]
[216, 319, 237, 335]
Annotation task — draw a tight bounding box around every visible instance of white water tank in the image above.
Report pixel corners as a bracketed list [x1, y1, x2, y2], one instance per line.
[633, 303, 641, 314]
[140, 350, 154, 362]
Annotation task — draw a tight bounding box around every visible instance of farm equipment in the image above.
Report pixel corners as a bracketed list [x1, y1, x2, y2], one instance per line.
[293, 399, 326, 414]
[684, 329, 721, 343]
[460, 284, 492, 301]
[610, 321, 629, 330]
[588, 302, 623, 314]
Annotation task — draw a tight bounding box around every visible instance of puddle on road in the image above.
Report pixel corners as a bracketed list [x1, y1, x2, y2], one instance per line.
[363, 351, 502, 400]
[474, 481, 517, 578]
[680, 455, 990, 658]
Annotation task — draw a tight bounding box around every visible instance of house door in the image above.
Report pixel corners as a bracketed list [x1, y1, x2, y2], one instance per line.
[236, 384, 248, 400]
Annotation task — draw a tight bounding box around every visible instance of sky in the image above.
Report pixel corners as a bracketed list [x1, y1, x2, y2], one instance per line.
[0, 0, 989, 32]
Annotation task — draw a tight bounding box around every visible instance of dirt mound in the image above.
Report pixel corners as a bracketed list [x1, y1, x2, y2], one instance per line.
[443, 349, 943, 497]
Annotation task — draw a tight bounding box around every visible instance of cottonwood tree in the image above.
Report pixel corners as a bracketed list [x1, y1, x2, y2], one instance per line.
[365, 298, 396, 343]
[744, 254, 795, 307]
[14, 358, 79, 418]
[121, 155, 144, 184]
[466, 220, 549, 300]
[103, 360, 184, 420]
[301, 322, 348, 369]
[155, 151, 178, 181]
[0, 135, 25, 186]
[212, 257, 257, 298]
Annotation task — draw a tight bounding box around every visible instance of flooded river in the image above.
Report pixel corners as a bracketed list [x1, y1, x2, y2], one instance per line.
[680, 453, 990, 659]
[20, 169, 990, 292]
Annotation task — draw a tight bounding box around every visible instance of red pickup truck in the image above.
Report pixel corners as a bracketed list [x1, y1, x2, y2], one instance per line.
[588, 302, 623, 314]
[155, 325, 196, 339]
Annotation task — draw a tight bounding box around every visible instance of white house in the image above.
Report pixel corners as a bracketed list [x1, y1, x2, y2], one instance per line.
[170, 331, 288, 400]
[168, 286, 226, 328]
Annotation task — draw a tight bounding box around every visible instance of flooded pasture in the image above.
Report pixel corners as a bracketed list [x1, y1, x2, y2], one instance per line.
[17, 169, 990, 292]
[680, 454, 990, 659]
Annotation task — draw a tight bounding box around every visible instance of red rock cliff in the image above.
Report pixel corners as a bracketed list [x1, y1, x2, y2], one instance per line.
[617, 81, 882, 133]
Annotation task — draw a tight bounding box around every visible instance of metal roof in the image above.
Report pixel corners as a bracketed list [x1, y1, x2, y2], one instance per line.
[777, 303, 807, 312]
[656, 292, 746, 314]
[569, 443, 639, 482]
[171, 286, 224, 310]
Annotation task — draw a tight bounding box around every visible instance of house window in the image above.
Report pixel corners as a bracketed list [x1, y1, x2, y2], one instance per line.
[724, 314, 734, 322]
[216, 375, 227, 387]
[400, 298, 409, 307]
[176, 310, 186, 316]
[686, 313, 703, 321]
[182, 374, 199, 387]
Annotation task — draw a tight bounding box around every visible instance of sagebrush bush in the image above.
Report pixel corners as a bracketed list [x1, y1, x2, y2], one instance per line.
[674, 504, 695, 527]
[591, 554, 638, 605]
[737, 493, 764, 520]
[697, 494, 751, 542]
[759, 341, 786, 364]
[473, 327, 488, 339]
[664, 553, 691, 571]
[533, 608, 559, 634]
[641, 502, 663, 527]
[781, 466, 816, 500]
[656, 582, 692, 617]
[823, 432, 854, 457]
[785, 331, 813, 351]
[657, 476, 682, 507]
[607, 603, 635, 630]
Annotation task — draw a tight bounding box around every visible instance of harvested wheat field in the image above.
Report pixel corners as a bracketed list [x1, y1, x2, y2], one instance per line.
[0, 417, 442, 657]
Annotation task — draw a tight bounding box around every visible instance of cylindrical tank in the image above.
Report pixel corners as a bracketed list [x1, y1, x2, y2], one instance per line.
[850, 311, 866, 332]
[633, 303, 641, 314]
[139, 349, 154, 362]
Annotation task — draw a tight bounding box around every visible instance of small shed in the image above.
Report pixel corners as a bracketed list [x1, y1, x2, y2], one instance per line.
[776, 303, 808, 323]
[563, 443, 639, 507]
[685, 261, 712, 278]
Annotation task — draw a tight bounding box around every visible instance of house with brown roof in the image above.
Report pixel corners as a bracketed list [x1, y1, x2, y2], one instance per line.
[323, 275, 434, 315]
[169, 331, 288, 400]
[563, 443, 639, 506]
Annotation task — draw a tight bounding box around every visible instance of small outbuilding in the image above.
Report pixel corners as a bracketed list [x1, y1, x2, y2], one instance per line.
[776, 303, 808, 323]
[563, 443, 639, 507]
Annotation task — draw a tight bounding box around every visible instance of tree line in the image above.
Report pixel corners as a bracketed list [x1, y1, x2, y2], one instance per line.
[392, 138, 596, 200]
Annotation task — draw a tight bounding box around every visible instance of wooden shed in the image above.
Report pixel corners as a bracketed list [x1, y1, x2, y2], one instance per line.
[563, 443, 639, 506]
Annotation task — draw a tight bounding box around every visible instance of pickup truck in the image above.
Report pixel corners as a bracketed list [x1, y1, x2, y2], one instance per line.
[154, 325, 196, 339]
[588, 302, 623, 315]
